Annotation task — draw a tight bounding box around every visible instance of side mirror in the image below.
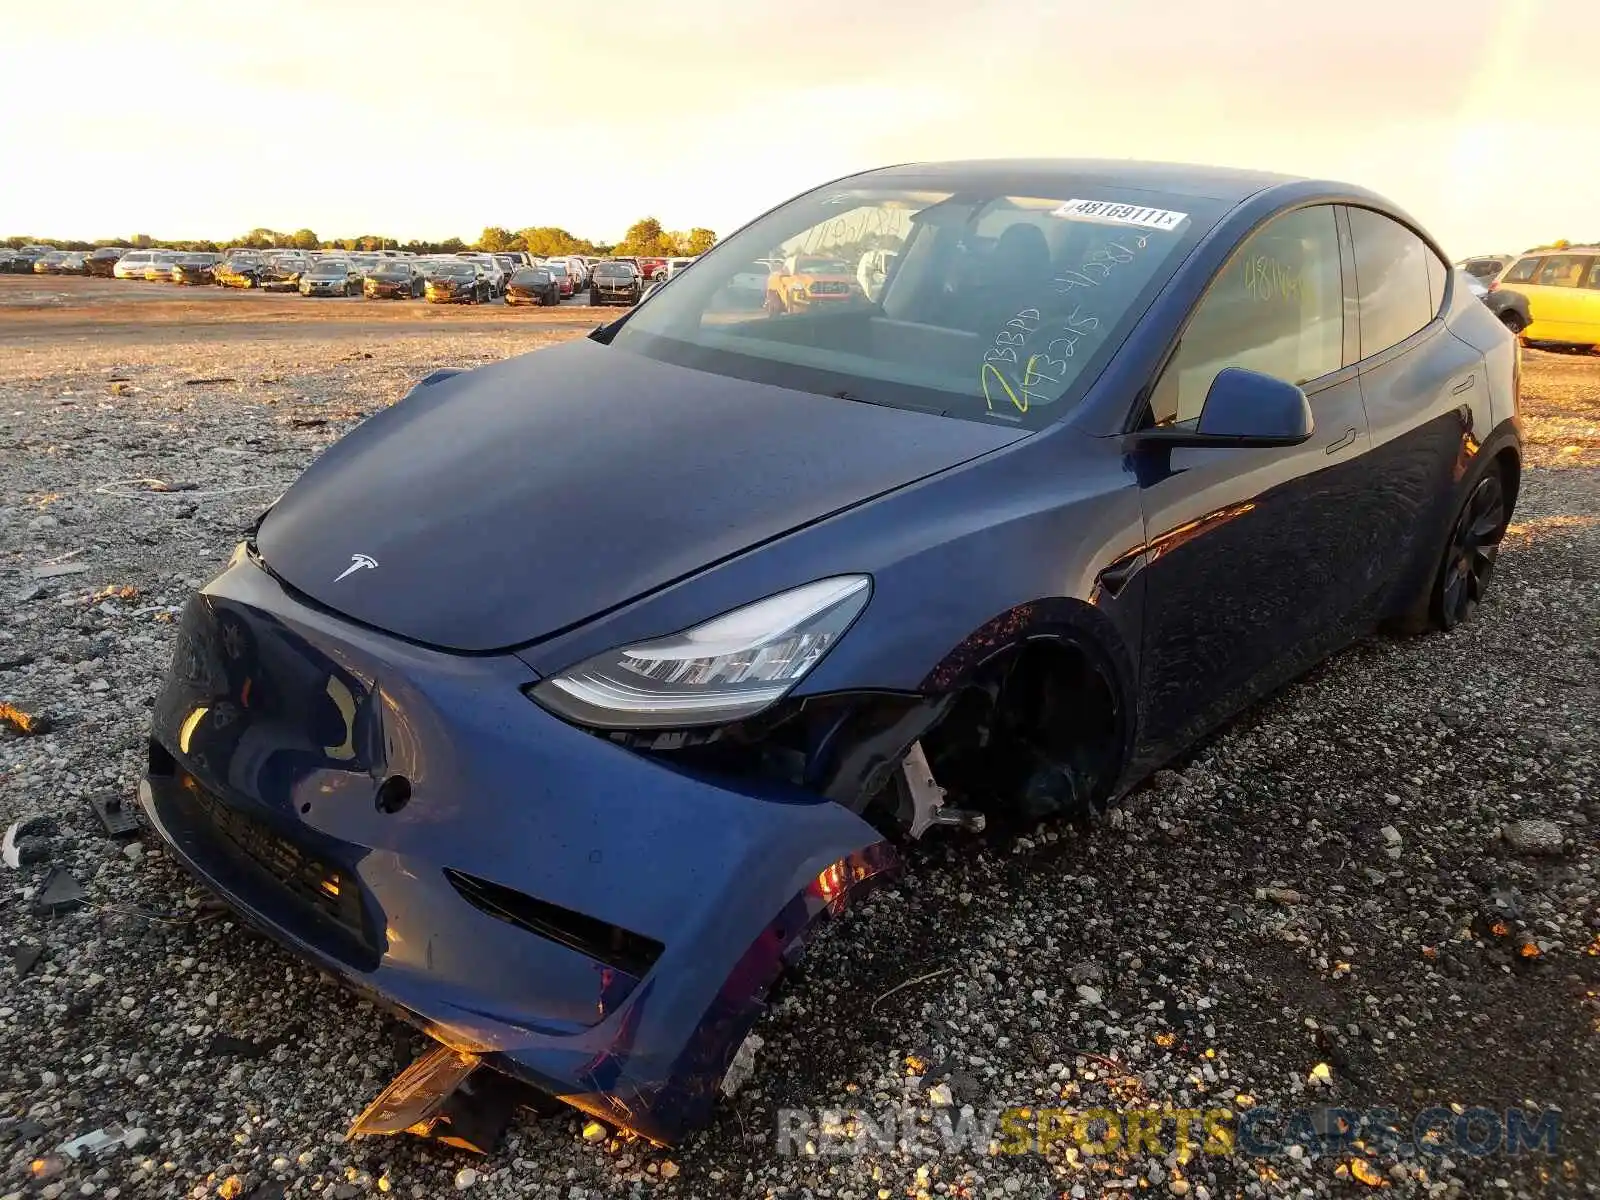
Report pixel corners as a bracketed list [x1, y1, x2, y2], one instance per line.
[1130, 367, 1314, 449]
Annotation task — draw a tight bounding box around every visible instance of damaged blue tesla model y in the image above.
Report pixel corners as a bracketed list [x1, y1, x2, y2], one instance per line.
[140, 160, 1521, 1146]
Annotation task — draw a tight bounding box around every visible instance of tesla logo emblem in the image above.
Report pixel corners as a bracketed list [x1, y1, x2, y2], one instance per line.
[334, 553, 378, 582]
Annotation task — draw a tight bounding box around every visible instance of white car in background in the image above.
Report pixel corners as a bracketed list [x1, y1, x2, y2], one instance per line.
[662, 256, 697, 280]
[113, 250, 155, 279]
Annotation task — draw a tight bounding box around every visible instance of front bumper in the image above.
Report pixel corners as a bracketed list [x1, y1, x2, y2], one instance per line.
[140, 550, 894, 1144]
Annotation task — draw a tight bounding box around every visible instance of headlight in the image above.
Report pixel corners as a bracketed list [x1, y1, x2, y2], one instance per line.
[531, 576, 871, 729]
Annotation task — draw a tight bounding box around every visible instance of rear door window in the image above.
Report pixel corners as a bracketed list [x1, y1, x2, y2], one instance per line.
[1347, 207, 1434, 358]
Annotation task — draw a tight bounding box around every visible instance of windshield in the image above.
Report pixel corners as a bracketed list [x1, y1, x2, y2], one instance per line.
[545, 263, 567, 276]
[595, 264, 633, 278]
[372, 263, 408, 276]
[512, 269, 547, 283]
[312, 260, 347, 273]
[612, 179, 1214, 429]
[436, 263, 475, 277]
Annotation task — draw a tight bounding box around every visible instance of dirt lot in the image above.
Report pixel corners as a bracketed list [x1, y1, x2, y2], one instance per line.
[1, 276, 1598, 1199]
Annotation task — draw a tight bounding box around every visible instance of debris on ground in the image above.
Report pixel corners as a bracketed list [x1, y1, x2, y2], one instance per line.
[31, 561, 89, 579]
[89, 792, 141, 837]
[56, 1126, 140, 1159]
[31, 867, 85, 915]
[719, 1032, 763, 1097]
[12, 943, 45, 977]
[2, 816, 54, 868]
[1502, 818, 1565, 856]
[0, 701, 54, 736]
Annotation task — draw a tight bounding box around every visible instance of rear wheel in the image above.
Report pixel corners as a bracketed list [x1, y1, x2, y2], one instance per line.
[1498, 309, 1525, 335]
[1435, 468, 1508, 630]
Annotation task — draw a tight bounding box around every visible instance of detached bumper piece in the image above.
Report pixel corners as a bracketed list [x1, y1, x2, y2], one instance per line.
[139, 550, 897, 1145]
[348, 1046, 531, 1154]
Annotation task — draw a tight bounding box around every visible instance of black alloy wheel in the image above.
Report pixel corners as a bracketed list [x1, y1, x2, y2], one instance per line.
[1436, 470, 1507, 630]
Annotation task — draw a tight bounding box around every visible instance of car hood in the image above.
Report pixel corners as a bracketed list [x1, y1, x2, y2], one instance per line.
[254, 338, 1024, 653]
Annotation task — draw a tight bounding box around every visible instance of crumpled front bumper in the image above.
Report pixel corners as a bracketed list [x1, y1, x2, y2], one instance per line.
[140, 548, 894, 1144]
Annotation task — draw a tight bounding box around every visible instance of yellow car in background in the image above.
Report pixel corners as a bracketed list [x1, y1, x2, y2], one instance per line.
[1488, 247, 1600, 349]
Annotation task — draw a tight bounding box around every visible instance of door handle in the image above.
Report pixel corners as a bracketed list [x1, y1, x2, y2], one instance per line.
[1325, 427, 1358, 455]
[1450, 375, 1476, 395]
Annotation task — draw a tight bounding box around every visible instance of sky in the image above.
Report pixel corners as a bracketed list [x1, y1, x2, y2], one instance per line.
[3, 0, 1596, 256]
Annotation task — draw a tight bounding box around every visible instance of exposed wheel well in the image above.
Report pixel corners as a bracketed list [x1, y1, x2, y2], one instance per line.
[619, 629, 1130, 840]
[912, 636, 1127, 829]
[1492, 444, 1521, 517]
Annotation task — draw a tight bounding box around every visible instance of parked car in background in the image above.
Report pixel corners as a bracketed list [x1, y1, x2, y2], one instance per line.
[86, 247, 129, 277]
[113, 250, 156, 279]
[0, 250, 27, 273]
[493, 254, 522, 282]
[765, 253, 858, 313]
[363, 260, 424, 299]
[661, 256, 696, 280]
[423, 259, 491, 303]
[33, 250, 71, 273]
[542, 259, 575, 298]
[1457, 269, 1490, 301]
[13, 246, 54, 271]
[722, 259, 772, 308]
[171, 253, 220, 285]
[589, 259, 642, 306]
[260, 253, 312, 291]
[505, 266, 561, 306]
[456, 253, 507, 297]
[143, 251, 183, 281]
[1485, 246, 1600, 348]
[637, 255, 667, 280]
[562, 256, 590, 288]
[215, 254, 266, 288]
[1456, 254, 1515, 282]
[300, 258, 363, 296]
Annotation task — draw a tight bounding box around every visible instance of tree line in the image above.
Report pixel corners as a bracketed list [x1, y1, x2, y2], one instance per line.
[2, 217, 717, 258]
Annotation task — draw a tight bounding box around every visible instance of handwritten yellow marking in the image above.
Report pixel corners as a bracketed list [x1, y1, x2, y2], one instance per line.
[981, 362, 1028, 414]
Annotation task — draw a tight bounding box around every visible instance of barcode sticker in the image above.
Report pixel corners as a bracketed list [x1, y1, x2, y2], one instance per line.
[1051, 199, 1189, 231]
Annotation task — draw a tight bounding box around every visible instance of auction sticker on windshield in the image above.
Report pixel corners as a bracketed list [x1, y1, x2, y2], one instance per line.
[1051, 199, 1188, 231]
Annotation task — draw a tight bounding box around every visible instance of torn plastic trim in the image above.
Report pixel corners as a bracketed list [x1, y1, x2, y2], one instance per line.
[482, 837, 900, 1144]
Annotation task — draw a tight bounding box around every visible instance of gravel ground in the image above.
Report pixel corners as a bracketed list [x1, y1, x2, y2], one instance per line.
[1, 298, 1597, 1200]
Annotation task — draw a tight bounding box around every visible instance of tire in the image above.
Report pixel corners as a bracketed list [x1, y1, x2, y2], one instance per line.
[1394, 461, 1510, 634]
[764, 289, 786, 317]
[1498, 309, 1525, 335]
